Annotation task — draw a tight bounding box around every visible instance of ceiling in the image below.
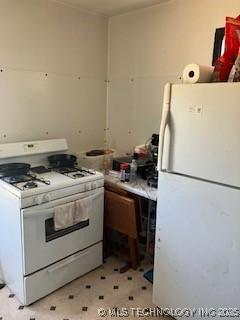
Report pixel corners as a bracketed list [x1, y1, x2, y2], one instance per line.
[55, 0, 169, 17]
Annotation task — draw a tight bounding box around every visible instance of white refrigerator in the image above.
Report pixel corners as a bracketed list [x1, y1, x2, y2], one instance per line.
[153, 82, 240, 318]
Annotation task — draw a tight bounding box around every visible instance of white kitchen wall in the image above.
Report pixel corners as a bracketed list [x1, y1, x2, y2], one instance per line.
[1, 0, 239, 155]
[107, 0, 240, 154]
[0, 0, 108, 152]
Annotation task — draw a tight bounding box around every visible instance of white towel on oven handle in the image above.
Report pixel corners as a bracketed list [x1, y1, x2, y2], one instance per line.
[54, 201, 75, 231]
[74, 194, 96, 223]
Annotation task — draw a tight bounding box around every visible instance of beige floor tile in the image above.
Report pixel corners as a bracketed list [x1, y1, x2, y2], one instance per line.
[0, 256, 155, 320]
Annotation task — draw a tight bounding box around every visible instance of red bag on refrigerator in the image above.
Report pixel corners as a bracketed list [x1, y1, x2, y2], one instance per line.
[212, 15, 240, 82]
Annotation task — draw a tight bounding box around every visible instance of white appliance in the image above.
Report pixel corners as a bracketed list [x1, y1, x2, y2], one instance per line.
[153, 83, 240, 318]
[0, 139, 104, 305]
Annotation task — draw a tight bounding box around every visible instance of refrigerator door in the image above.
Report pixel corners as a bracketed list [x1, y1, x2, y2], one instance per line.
[164, 83, 240, 188]
[153, 172, 240, 318]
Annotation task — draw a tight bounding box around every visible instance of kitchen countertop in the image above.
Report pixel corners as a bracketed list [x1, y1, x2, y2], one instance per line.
[104, 174, 158, 202]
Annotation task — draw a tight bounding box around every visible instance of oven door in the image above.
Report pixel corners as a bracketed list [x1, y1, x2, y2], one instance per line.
[21, 187, 103, 275]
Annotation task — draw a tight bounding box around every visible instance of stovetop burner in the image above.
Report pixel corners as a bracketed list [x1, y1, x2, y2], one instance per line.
[54, 167, 76, 174]
[3, 175, 32, 184]
[23, 181, 38, 189]
[73, 172, 85, 178]
[53, 167, 96, 179]
[1, 174, 51, 191]
[0, 164, 98, 191]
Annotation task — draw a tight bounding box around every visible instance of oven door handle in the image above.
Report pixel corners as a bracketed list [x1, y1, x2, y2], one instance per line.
[23, 208, 54, 219]
[22, 187, 104, 219]
[47, 251, 89, 273]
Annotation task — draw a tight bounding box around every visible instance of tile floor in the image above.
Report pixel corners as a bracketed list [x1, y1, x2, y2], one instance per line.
[0, 256, 159, 320]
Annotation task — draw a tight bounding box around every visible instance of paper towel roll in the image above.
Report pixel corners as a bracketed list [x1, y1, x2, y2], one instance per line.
[183, 64, 214, 84]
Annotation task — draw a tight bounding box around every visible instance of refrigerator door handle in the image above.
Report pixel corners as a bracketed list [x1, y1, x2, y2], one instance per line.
[158, 83, 171, 172]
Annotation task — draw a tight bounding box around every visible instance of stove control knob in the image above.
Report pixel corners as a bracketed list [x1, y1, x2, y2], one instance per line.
[33, 195, 43, 205]
[43, 193, 51, 202]
[85, 183, 92, 191]
[92, 182, 97, 189]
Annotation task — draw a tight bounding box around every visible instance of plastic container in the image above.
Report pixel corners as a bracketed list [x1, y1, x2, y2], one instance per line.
[77, 149, 115, 171]
[125, 166, 130, 182]
[130, 159, 137, 182]
[120, 163, 129, 182]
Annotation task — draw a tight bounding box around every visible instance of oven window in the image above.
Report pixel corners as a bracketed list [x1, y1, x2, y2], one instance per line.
[45, 218, 89, 242]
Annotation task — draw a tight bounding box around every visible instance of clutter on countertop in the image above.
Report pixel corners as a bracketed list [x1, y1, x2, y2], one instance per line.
[112, 157, 154, 181]
[134, 144, 149, 158]
[104, 174, 158, 201]
[120, 162, 130, 182]
[130, 159, 138, 183]
[112, 156, 132, 171]
[108, 134, 159, 187]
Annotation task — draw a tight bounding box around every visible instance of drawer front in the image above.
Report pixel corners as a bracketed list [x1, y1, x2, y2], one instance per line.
[23, 242, 102, 306]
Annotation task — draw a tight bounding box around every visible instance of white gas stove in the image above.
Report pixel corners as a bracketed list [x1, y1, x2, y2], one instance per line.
[0, 139, 104, 305]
